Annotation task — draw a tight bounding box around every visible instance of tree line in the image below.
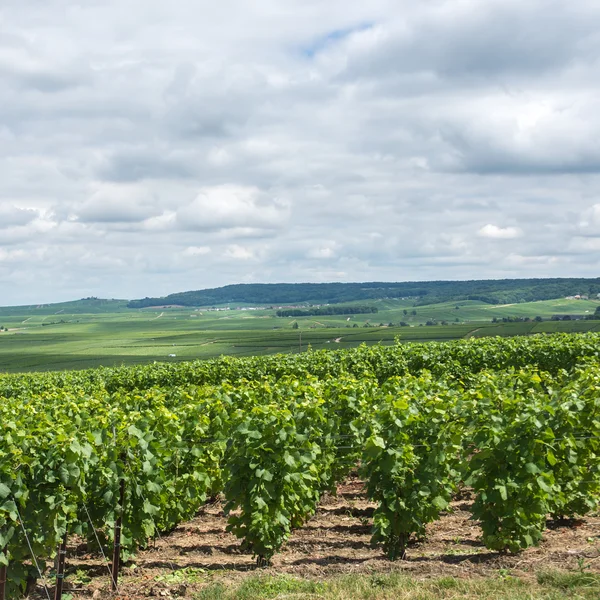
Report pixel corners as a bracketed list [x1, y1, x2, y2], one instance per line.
[276, 306, 378, 317]
[127, 278, 600, 309]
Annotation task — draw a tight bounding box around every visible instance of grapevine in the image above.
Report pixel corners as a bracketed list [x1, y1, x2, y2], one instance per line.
[1, 334, 600, 597]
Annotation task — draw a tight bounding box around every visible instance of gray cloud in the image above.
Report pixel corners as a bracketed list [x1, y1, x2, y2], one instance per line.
[97, 150, 196, 182]
[1, 0, 600, 304]
[327, 1, 600, 81]
[76, 185, 161, 223]
[0, 206, 39, 227]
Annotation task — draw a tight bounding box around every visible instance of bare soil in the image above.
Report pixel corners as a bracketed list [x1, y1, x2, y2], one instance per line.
[59, 478, 600, 599]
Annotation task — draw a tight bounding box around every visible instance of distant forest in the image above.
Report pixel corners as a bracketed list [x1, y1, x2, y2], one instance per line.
[276, 306, 378, 318]
[127, 278, 600, 309]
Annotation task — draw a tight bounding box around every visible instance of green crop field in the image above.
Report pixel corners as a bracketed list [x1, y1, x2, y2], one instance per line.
[1, 334, 600, 598]
[0, 297, 599, 372]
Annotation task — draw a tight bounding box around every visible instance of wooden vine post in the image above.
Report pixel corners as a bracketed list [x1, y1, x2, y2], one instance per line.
[53, 533, 68, 600]
[0, 545, 7, 600]
[111, 477, 126, 591]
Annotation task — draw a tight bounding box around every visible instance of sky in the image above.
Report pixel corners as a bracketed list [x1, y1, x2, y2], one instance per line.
[1, 0, 600, 305]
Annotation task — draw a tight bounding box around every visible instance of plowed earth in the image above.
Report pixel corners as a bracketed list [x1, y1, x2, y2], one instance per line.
[48, 479, 600, 599]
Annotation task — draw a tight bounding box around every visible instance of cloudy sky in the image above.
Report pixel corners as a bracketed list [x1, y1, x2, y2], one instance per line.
[2, 0, 600, 304]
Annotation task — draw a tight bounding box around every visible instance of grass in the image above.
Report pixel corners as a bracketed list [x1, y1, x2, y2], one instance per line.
[193, 572, 600, 600]
[0, 298, 599, 372]
[197, 575, 325, 600]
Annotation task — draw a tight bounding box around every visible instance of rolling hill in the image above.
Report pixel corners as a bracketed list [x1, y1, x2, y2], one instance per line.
[126, 278, 600, 309]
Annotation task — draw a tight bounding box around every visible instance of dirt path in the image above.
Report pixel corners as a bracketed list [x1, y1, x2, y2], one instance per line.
[483, 303, 516, 309]
[62, 479, 600, 599]
[151, 312, 164, 320]
[465, 327, 485, 338]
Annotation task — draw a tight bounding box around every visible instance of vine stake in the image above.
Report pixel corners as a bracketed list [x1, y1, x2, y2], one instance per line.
[53, 533, 67, 600]
[111, 478, 126, 592]
[0, 545, 7, 600]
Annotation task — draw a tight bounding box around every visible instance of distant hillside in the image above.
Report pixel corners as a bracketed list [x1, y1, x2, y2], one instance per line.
[0, 298, 129, 316]
[127, 279, 600, 309]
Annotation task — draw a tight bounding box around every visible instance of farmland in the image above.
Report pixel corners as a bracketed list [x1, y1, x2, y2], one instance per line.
[1, 334, 599, 598]
[1, 297, 600, 373]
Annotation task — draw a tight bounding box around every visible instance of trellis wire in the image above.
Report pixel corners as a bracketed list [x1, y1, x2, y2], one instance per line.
[81, 500, 119, 591]
[14, 502, 51, 600]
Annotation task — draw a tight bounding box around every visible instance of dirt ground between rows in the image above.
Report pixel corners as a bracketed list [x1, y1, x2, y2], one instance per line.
[57, 478, 600, 599]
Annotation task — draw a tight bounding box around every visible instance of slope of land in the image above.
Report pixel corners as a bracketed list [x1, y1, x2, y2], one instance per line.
[0, 297, 129, 316]
[1, 298, 599, 372]
[126, 278, 600, 308]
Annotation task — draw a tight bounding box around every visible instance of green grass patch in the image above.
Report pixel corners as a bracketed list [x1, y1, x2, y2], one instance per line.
[193, 571, 600, 600]
[197, 575, 325, 600]
[537, 570, 600, 590]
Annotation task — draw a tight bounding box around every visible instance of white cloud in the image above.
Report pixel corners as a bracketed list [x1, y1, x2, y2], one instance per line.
[307, 243, 339, 259]
[183, 245, 211, 256]
[141, 211, 177, 231]
[224, 244, 255, 260]
[478, 224, 522, 240]
[1, 0, 600, 303]
[176, 185, 289, 232]
[577, 203, 600, 235]
[206, 147, 232, 167]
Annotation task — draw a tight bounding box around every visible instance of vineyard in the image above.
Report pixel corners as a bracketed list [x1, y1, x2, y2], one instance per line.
[1, 334, 600, 598]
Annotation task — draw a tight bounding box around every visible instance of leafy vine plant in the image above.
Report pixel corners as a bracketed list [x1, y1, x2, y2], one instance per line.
[0, 333, 599, 596]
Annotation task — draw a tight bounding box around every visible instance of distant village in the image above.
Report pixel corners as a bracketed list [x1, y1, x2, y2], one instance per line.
[199, 304, 326, 312]
[565, 294, 600, 300]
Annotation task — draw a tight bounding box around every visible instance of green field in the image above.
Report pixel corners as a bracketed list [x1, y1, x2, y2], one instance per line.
[1, 297, 599, 372]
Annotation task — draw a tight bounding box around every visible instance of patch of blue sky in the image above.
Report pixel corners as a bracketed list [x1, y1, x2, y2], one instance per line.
[300, 22, 375, 58]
